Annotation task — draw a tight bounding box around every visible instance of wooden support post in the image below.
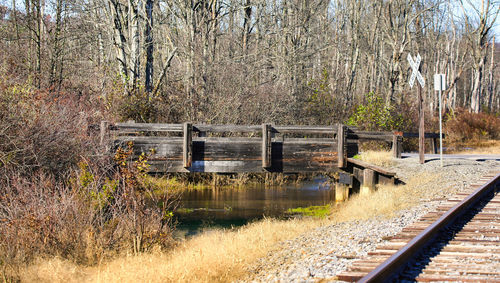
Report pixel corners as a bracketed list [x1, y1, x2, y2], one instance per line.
[361, 168, 376, 195]
[392, 134, 402, 158]
[431, 138, 438, 154]
[335, 183, 349, 202]
[183, 122, 193, 168]
[100, 121, 109, 147]
[262, 124, 272, 169]
[337, 124, 346, 168]
[418, 86, 425, 164]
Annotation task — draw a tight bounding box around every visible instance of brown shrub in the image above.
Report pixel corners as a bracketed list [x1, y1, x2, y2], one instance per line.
[0, 151, 179, 279]
[445, 109, 500, 143]
[0, 79, 100, 178]
[0, 173, 92, 267]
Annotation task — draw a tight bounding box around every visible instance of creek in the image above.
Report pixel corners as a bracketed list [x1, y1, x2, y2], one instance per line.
[174, 177, 334, 238]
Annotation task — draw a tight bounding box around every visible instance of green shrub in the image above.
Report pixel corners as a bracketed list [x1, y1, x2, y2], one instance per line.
[347, 92, 409, 131]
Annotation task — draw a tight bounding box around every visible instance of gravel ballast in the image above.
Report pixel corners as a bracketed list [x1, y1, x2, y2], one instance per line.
[242, 156, 500, 282]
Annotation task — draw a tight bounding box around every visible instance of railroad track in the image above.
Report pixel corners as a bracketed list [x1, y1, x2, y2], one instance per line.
[337, 172, 500, 282]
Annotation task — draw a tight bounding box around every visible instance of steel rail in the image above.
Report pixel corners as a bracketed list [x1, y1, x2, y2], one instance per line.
[359, 172, 500, 283]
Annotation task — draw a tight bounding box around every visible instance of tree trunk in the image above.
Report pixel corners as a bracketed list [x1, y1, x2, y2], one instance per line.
[109, 0, 129, 84]
[470, 60, 484, 113]
[242, 0, 251, 54]
[487, 37, 495, 111]
[49, 0, 63, 88]
[129, 0, 141, 89]
[145, 0, 154, 94]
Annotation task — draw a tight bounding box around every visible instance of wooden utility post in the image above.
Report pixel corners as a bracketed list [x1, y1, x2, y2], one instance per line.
[418, 84, 425, 164]
[262, 124, 272, 169]
[337, 124, 347, 168]
[183, 122, 193, 168]
[392, 133, 402, 158]
[408, 53, 426, 164]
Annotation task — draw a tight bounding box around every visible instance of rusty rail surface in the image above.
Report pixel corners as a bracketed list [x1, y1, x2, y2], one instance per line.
[357, 172, 500, 282]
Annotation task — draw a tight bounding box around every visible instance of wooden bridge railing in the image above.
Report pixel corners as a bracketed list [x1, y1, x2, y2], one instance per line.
[99, 121, 444, 173]
[101, 121, 359, 173]
[345, 129, 444, 158]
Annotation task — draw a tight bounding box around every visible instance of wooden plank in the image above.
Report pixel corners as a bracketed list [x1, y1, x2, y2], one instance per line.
[183, 122, 193, 168]
[114, 123, 341, 135]
[194, 124, 261, 133]
[402, 132, 445, 139]
[140, 140, 342, 173]
[274, 125, 336, 134]
[378, 174, 395, 185]
[353, 167, 364, 185]
[114, 122, 183, 132]
[347, 131, 394, 141]
[338, 124, 346, 168]
[262, 124, 272, 168]
[347, 158, 396, 176]
[117, 137, 345, 159]
[115, 136, 183, 144]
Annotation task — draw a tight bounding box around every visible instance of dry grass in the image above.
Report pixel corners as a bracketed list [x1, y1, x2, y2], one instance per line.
[447, 140, 500, 155]
[357, 150, 395, 167]
[20, 258, 89, 283]
[19, 171, 446, 283]
[20, 218, 324, 283]
[332, 172, 440, 222]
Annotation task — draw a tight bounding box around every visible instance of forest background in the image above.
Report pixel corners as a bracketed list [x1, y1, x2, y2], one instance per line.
[0, 0, 499, 277]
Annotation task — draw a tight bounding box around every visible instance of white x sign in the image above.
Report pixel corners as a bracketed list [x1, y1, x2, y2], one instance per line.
[408, 53, 425, 88]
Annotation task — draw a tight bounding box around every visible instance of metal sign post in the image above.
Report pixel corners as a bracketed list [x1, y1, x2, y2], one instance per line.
[408, 53, 426, 164]
[434, 74, 446, 167]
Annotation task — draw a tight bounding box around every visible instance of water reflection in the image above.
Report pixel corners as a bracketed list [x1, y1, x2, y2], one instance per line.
[174, 177, 334, 238]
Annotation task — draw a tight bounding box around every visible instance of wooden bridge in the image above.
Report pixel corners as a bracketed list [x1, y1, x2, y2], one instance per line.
[99, 121, 443, 198]
[101, 121, 359, 173]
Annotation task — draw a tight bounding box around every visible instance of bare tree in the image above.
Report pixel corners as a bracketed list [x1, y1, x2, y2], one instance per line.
[459, 0, 499, 113]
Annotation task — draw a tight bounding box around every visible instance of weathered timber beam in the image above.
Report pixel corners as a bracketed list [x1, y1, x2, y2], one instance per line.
[262, 124, 272, 168]
[337, 124, 347, 168]
[114, 136, 349, 145]
[403, 132, 445, 139]
[347, 133, 394, 141]
[194, 125, 261, 133]
[273, 125, 336, 134]
[183, 122, 193, 168]
[347, 158, 396, 177]
[114, 122, 183, 132]
[392, 135, 403, 158]
[363, 168, 376, 190]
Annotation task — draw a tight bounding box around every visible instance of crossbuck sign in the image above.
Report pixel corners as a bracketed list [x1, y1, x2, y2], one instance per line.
[408, 53, 425, 88]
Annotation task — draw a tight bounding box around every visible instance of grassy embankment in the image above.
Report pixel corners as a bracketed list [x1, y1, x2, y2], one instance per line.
[19, 149, 456, 283]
